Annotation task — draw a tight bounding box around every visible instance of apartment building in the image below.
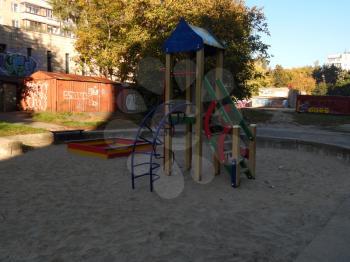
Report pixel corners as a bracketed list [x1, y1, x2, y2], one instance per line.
[0, 0, 80, 77]
[326, 51, 350, 71]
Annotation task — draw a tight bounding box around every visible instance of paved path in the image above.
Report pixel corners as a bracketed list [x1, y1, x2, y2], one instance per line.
[97, 125, 350, 149]
[258, 126, 350, 149]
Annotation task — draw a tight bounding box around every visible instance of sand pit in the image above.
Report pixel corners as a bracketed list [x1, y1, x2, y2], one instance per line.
[0, 143, 350, 261]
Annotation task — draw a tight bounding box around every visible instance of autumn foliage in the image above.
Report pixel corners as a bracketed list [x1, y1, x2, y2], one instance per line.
[51, 0, 270, 98]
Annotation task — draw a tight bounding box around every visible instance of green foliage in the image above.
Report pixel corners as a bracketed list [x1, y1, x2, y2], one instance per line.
[33, 112, 107, 128]
[0, 122, 46, 137]
[269, 65, 315, 93]
[241, 108, 273, 123]
[291, 112, 350, 126]
[51, 0, 270, 99]
[247, 59, 273, 95]
[273, 65, 291, 87]
[328, 80, 350, 96]
[312, 65, 343, 85]
[312, 82, 328, 96]
[311, 65, 350, 96]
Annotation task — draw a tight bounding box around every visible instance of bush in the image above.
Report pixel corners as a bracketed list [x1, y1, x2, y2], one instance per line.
[328, 81, 350, 96]
[312, 82, 328, 96]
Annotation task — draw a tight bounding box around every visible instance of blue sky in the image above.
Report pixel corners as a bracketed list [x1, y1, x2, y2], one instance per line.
[245, 0, 350, 69]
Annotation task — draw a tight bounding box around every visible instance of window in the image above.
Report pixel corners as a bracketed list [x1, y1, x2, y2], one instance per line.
[26, 4, 39, 15]
[47, 25, 53, 34]
[27, 20, 42, 31]
[46, 9, 53, 18]
[27, 47, 32, 57]
[11, 2, 18, 12]
[0, 44, 6, 53]
[12, 19, 19, 28]
[65, 53, 69, 74]
[47, 51, 52, 72]
[47, 25, 59, 34]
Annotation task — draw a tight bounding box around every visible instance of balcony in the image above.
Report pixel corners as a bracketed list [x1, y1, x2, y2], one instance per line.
[20, 0, 52, 9]
[22, 22, 75, 39]
[21, 12, 61, 27]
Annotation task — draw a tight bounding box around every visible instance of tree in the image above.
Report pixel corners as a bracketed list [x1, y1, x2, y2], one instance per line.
[328, 77, 350, 96]
[272, 65, 290, 87]
[247, 59, 273, 95]
[287, 67, 316, 94]
[312, 82, 328, 96]
[51, 0, 270, 99]
[312, 65, 343, 86]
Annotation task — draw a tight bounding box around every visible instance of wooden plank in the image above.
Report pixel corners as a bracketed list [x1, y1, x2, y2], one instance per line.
[194, 49, 204, 182]
[215, 50, 224, 98]
[232, 125, 241, 187]
[185, 57, 192, 170]
[164, 54, 173, 176]
[249, 124, 257, 179]
[213, 154, 221, 176]
[214, 50, 224, 175]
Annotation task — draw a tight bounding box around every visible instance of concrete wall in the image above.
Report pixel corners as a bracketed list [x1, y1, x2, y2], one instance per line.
[252, 87, 300, 108]
[0, 25, 81, 76]
[258, 87, 290, 98]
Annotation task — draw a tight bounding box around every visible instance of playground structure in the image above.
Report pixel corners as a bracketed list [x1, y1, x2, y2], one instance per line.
[131, 19, 256, 191]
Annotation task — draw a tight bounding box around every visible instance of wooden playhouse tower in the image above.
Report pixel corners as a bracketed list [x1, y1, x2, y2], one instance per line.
[163, 18, 256, 185]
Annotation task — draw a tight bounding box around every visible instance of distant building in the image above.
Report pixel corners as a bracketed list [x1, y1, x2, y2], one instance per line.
[326, 52, 350, 71]
[0, 0, 81, 77]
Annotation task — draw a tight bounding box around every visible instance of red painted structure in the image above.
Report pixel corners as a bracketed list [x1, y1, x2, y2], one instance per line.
[296, 95, 350, 115]
[22, 71, 118, 112]
[67, 138, 153, 159]
[204, 100, 249, 163]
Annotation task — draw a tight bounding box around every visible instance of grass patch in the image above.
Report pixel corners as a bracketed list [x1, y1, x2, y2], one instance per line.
[290, 112, 350, 126]
[241, 108, 274, 123]
[32, 112, 107, 129]
[0, 122, 46, 137]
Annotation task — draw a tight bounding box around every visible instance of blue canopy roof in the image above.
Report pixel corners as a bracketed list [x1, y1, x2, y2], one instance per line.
[163, 18, 225, 54]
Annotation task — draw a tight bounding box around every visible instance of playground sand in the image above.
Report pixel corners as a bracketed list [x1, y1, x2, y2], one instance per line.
[0, 144, 349, 262]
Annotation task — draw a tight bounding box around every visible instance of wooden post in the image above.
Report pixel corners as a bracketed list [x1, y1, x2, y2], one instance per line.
[185, 57, 192, 171]
[232, 125, 241, 187]
[194, 48, 204, 182]
[215, 50, 224, 94]
[248, 124, 257, 179]
[164, 54, 173, 176]
[214, 50, 224, 175]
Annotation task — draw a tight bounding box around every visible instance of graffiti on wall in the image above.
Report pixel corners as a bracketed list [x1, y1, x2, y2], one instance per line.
[63, 87, 99, 108]
[0, 52, 37, 77]
[23, 81, 48, 111]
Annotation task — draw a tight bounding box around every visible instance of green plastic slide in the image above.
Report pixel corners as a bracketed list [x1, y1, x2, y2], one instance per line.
[203, 77, 254, 140]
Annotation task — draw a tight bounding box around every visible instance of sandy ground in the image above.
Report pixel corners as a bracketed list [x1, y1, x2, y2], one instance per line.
[0, 143, 350, 262]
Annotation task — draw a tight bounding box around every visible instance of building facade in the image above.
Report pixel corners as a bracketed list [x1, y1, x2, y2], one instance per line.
[0, 0, 81, 77]
[326, 52, 350, 71]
